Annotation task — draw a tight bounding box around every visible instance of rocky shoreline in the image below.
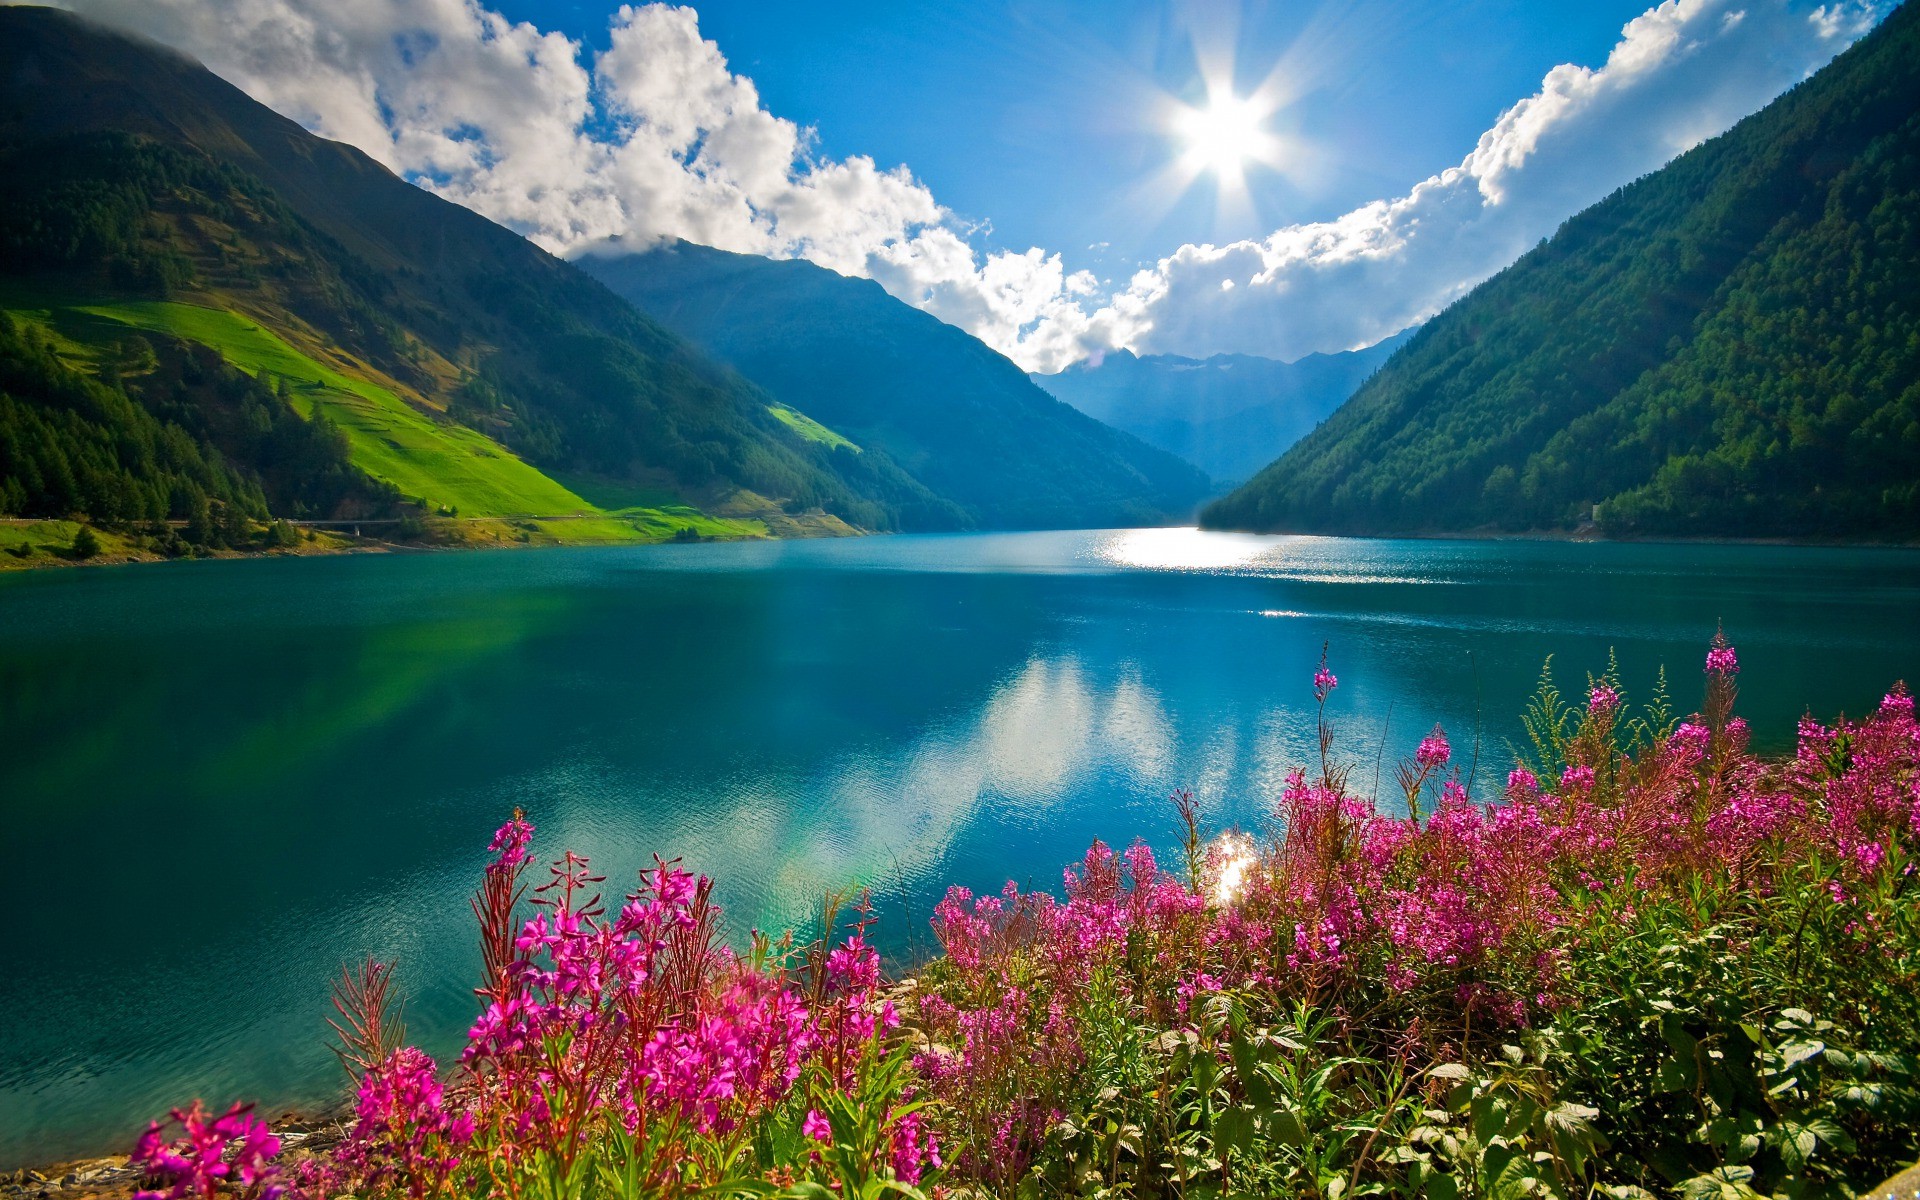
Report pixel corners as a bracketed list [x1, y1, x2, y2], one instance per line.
[2, 1114, 348, 1200]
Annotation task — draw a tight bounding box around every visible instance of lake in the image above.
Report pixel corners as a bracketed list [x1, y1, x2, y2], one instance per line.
[3, 529, 1918, 1164]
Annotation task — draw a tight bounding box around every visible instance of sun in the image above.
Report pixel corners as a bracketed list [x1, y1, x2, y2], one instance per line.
[1175, 92, 1268, 176]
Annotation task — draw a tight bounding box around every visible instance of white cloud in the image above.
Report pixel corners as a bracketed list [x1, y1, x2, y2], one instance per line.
[17, 0, 1890, 370]
[1094, 0, 1892, 363]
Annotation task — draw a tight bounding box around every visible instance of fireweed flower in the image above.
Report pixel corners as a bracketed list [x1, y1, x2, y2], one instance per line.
[487, 810, 535, 871]
[340, 1047, 468, 1190]
[1670, 722, 1711, 765]
[1706, 644, 1740, 676]
[131, 1101, 282, 1200]
[890, 1109, 940, 1184]
[1506, 768, 1540, 800]
[1588, 683, 1620, 714]
[1314, 665, 1338, 702]
[803, 1109, 831, 1142]
[1416, 727, 1451, 769]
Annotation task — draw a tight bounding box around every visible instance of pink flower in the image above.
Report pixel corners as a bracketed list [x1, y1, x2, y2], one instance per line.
[1669, 722, 1711, 766]
[1706, 644, 1739, 676]
[131, 1101, 282, 1200]
[1416, 727, 1450, 770]
[826, 935, 881, 993]
[890, 1109, 939, 1184]
[803, 1109, 831, 1142]
[487, 810, 535, 871]
[1506, 768, 1539, 800]
[1588, 684, 1620, 714]
[1314, 666, 1338, 701]
[1312, 646, 1338, 703]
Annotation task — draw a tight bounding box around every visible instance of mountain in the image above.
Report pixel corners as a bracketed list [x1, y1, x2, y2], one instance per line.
[1031, 334, 1409, 485]
[0, 5, 963, 544]
[1205, 2, 1920, 540]
[578, 242, 1210, 531]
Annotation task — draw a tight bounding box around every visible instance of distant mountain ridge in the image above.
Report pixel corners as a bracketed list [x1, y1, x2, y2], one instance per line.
[0, 5, 1200, 547]
[1205, 2, 1920, 540]
[579, 241, 1209, 530]
[1031, 334, 1409, 485]
[0, 4, 945, 537]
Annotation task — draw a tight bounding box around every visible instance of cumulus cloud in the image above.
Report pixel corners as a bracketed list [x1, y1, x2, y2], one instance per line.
[15, 0, 1890, 369]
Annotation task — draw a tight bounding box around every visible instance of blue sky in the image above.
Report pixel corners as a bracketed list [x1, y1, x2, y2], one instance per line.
[503, 0, 1674, 270]
[25, 0, 1892, 368]
[488, 0, 1659, 269]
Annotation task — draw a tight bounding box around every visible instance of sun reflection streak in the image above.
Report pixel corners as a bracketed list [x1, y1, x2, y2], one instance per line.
[1207, 830, 1259, 906]
[1096, 527, 1283, 571]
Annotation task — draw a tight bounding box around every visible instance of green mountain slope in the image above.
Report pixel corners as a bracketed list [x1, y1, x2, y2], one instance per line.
[1205, 3, 1920, 540]
[1032, 334, 1409, 486]
[0, 6, 946, 539]
[7, 290, 585, 517]
[579, 242, 1210, 530]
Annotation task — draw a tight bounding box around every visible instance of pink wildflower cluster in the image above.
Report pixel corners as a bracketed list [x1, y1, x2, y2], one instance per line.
[136, 819, 934, 1198]
[917, 841, 1204, 1177]
[906, 645, 1918, 1182]
[131, 1102, 282, 1200]
[334, 1047, 471, 1193]
[1415, 728, 1451, 770]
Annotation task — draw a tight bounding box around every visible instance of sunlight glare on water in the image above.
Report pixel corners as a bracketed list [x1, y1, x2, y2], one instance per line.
[1207, 831, 1259, 906]
[1093, 527, 1284, 572]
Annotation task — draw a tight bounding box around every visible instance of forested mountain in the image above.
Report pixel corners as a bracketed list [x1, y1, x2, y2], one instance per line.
[1031, 334, 1408, 485]
[1206, 2, 1920, 540]
[0, 6, 968, 538]
[580, 242, 1210, 530]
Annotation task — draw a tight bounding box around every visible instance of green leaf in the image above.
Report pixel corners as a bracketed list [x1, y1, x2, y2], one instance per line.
[1658, 1053, 1696, 1093]
[1475, 1096, 1515, 1146]
[1227, 1029, 1273, 1110]
[1776, 1039, 1827, 1070]
[1776, 1122, 1817, 1171]
[1806, 1117, 1856, 1154]
[1213, 1105, 1255, 1155]
[1270, 1106, 1308, 1147]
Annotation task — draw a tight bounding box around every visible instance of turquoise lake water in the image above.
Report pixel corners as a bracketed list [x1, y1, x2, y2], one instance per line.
[3, 529, 1918, 1163]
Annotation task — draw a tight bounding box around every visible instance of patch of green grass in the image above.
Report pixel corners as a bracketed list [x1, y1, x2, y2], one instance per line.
[768, 403, 858, 452]
[3, 293, 594, 518]
[547, 471, 683, 511]
[609, 506, 763, 540]
[0, 519, 140, 567]
[456, 509, 764, 546]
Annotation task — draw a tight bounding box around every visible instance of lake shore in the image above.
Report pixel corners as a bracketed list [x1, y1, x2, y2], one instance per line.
[1195, 517, 1920, 549]
[2, 1114, 346, 1200]
[11, 513, 1920, 576]
[0, 502, 866, 574]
